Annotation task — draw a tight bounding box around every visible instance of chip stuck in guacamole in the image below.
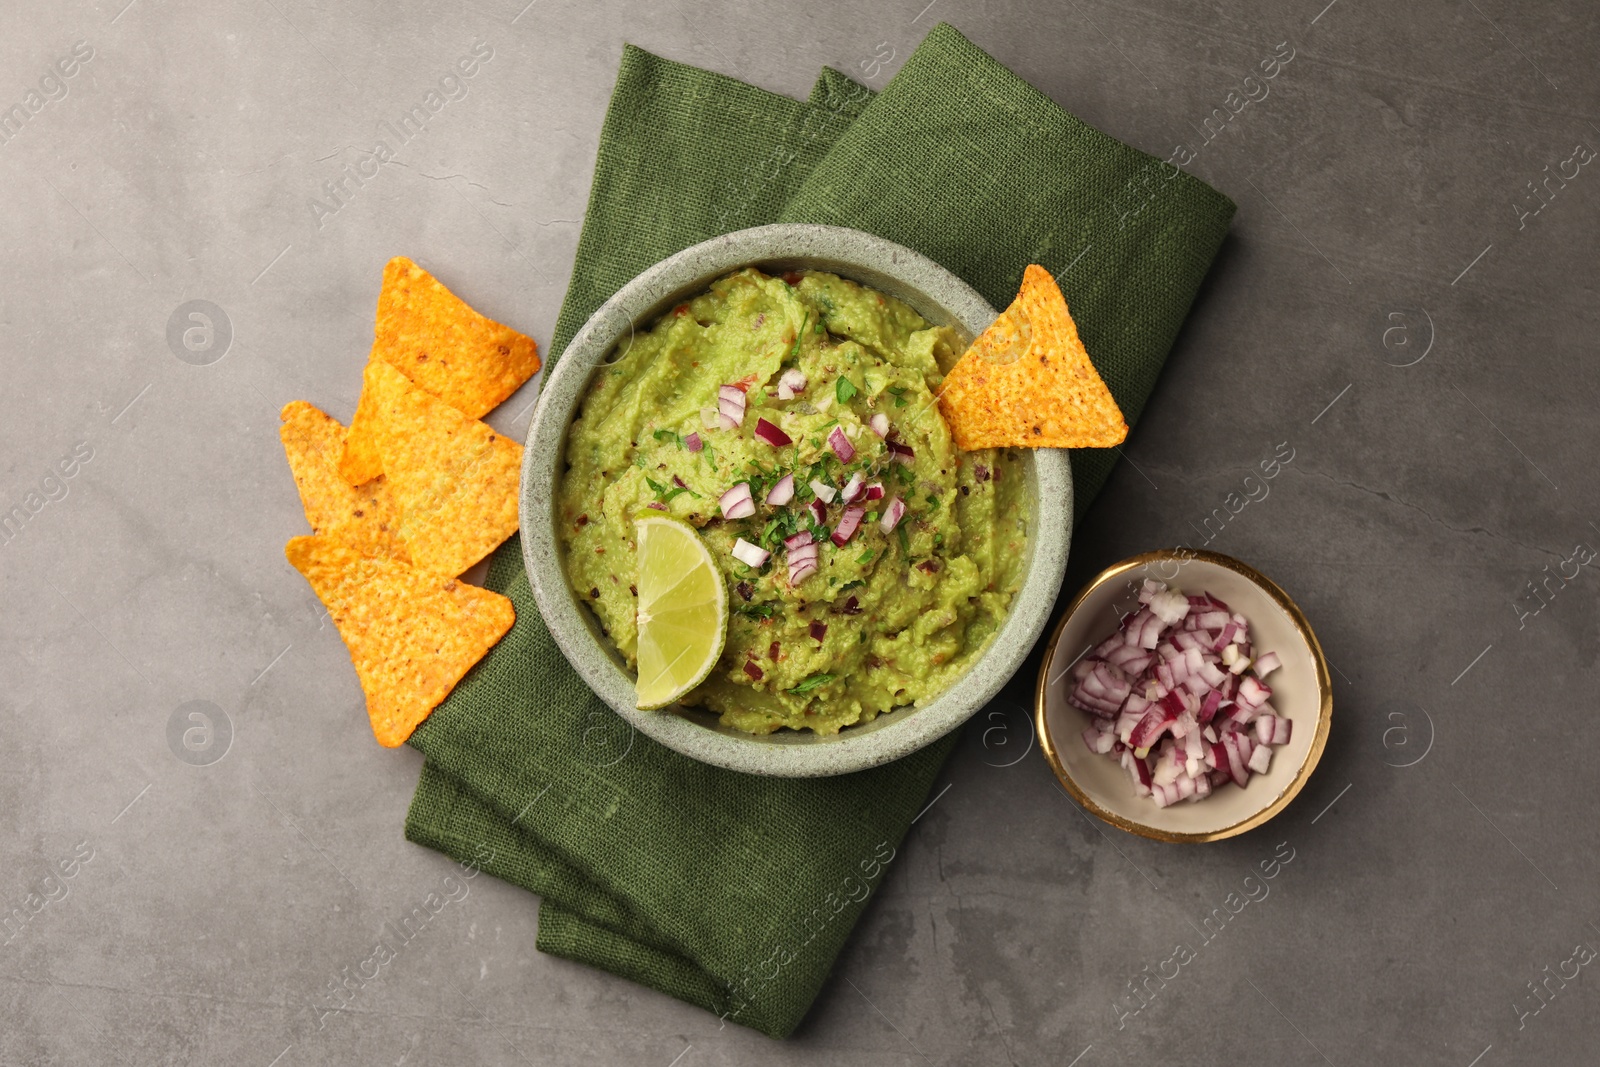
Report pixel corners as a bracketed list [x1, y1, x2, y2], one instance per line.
[559, 268, 1029, 735]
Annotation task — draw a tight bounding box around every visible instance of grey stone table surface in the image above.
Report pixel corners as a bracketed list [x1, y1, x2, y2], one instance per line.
[2, 0, 1596, 1064]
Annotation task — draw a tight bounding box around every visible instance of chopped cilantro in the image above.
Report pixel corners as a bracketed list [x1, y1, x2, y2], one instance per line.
[933, 532, 944, 548]
[836, 377, 858, 404]
[736, 602, 776, 620]
[787, 672, 836, 695]
[660, 487, 692, 503]
[652, 428, 683, 449]
[896, 524, 910, 555]
[790, 313, 809, 360]
[887, 385, 909, 408]
[644, 476, 667, 495]
[839, 579, 865, 593]
[925, 492, 939, 506]
[856, 549, 874, 564]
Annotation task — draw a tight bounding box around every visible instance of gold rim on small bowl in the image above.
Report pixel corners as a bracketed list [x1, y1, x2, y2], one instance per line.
[1035, 549, 1332, 842]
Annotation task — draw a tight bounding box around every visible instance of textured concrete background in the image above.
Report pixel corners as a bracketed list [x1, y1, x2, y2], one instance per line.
[2, 0, 1596, 1064]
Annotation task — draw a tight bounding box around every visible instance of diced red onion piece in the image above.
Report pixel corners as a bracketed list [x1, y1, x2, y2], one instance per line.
[864, 481, 884, 501]
[840, 471, 865, 503]
[784, 530, 813, 551]
[645, 501, 667, 511]
[1253, 651, 1282, 677]
[731, 538, 770, 567]
[766, 473, 795, 505]
[1247, 744, 1272, 775]
[776, 368, 808, 400]
[831, 505, 865, 546]
[809, 620, 827, 642]
[806, 499, 826, 525]
[753, 418, 792, 447]
[717, 384, 746, 428]
[887, 440, 914, 466]
[870, 413, 890, 438]
[719, 482, 756, 520]
[879, 496, 906, 533]
[828, 426, 855, 463]
[743, 661, 763, 680]
[809, 479, 836, 504]
[684, 431, 703, 452]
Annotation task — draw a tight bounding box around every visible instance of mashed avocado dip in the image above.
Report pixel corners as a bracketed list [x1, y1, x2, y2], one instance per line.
[559, 268, 1028, 735]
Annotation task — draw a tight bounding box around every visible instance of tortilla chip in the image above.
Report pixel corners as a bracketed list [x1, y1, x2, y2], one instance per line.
[279, 401, 410, 562]
[340, 256, 540, 485]
[365, 361, 523, 576]
[339, 363, 390, 486]
[937, 265, 1128, 450]
[286, 535, 514, 747]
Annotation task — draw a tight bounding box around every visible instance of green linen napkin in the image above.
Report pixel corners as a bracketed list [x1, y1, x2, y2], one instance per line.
[405, 23, 1234, 1039]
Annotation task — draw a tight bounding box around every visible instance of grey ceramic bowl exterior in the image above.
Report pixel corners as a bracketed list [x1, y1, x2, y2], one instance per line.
[520, 224, 1072, 776]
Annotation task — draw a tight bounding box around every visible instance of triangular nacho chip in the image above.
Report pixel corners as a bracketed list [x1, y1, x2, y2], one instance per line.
[340, 257, 540, 485]
[279, 401, 409, 562]
[287, 535, 513, 746]
[937, 265, 1128, 450]
[365, 361, 523, 577]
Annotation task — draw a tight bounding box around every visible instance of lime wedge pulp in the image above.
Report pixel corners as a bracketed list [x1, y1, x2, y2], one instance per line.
[632, 516, 728, 710]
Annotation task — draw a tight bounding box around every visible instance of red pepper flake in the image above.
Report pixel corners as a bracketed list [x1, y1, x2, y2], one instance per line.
[768, 641, 781, 661]
[673, 304, 689, 316]
[743, 661, 764, 680]
[782, 270, 804, 286]
[577, 513, 590, 526]
[917, 560, 941, 574]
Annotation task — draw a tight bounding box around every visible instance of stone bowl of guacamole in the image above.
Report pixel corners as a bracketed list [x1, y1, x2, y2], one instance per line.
[522, 225, 1071, 777]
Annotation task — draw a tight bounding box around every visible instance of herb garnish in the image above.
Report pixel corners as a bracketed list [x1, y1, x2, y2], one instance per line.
[787, 673, 835, 695]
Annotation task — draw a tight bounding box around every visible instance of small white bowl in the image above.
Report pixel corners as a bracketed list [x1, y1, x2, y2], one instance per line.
[1036, 549, 1332, 841]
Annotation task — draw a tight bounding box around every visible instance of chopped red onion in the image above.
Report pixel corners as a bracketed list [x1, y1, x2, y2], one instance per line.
[886, 440, 915, 466]
[754, 418, 792, 447]
[869, 413, 890, 438]
[776, 368, 808, 400]
[831, 505, 865, 546]
[684, 431, 703, 452]
[766, 473, 795, 506]
[719, 482, 755, 519]
[805, 498, 826, 526]
[840, 471, 865, 503]
[645, 501, 667, 511]
[864, 481, 884, 501]
[1070, 585, 1288, 809]
[718, 384, 746, 429]
[879, 496, 906, 533]
[827, 426, 855, 462]
[743, 661, 763, 680]
[784, 530, 813, 550]
[809, 620, 827, 642]
[787, 540, 819, 585]
[809, 479, 837, 504]
[731, 538, 770, 567]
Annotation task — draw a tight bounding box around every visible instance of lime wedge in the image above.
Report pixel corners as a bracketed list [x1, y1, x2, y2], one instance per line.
[633, 515, 728, 710]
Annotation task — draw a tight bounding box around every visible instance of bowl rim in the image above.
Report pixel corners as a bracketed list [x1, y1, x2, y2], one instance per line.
[1034, 548, 1333, 841]
[520, 223, 1073, 777]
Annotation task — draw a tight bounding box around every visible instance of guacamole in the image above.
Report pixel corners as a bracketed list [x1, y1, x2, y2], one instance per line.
[559, 268, 1028, 735]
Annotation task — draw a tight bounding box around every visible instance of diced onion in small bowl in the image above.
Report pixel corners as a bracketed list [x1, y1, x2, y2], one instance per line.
[1068, 582, 1289, 809]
